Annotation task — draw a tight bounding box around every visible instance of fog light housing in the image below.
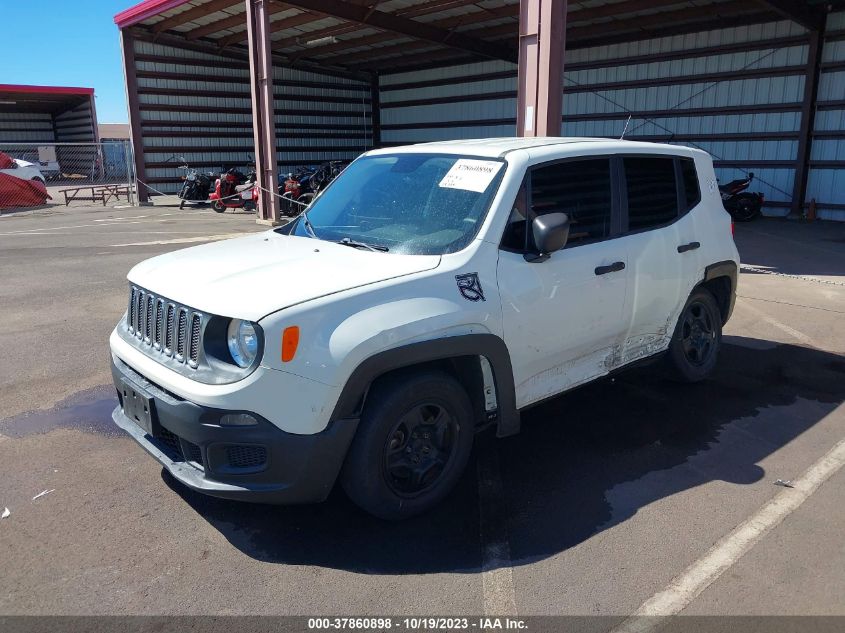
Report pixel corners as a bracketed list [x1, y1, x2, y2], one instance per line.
[220, 413, 258, 427]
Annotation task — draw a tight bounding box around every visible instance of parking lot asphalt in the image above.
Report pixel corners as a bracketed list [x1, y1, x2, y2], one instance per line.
[0, 205, 843, 619]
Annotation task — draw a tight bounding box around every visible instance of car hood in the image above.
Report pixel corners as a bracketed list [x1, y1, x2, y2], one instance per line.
[127, 231, 441, 321]
[13, 159, 35, 168]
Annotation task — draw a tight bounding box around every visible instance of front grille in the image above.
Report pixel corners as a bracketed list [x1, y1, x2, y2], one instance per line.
[176, 309, 187, 360]
[226, 445, 268, 469]
[189, 314, 201, 364]
[125, 286, 204, 369]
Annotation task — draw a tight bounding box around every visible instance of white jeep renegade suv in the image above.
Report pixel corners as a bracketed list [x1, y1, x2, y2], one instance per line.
[110, 138, 739, 519]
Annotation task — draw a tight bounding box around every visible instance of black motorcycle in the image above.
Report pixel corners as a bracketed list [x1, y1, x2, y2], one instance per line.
[720, 172, 764, 222]
[278, 160, 348, 216]
[177, 159, 215, 210]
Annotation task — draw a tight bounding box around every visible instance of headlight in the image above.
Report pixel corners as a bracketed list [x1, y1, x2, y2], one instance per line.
[227, 319, 259, 368]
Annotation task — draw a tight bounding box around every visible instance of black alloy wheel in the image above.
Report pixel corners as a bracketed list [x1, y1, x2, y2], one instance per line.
[681, 300, 717, 367]
[383, 402, 459, 497]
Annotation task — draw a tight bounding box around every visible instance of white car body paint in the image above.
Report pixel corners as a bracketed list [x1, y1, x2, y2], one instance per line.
[111, 138, 739, 439]
[0, 159, 47, 183]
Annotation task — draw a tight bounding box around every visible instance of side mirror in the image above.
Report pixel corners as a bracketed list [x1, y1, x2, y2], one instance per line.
[525, 213, 569, 262]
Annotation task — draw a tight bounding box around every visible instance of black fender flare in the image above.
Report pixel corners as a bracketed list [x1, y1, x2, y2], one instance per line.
[703, 260, 738, 324]
[329, 333, 520, 437]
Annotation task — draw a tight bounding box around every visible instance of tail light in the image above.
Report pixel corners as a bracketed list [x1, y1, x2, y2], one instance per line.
[731, 221, 735, 235]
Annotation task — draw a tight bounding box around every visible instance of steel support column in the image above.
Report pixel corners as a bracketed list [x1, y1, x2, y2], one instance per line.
[370, 73, 381, 149]
[517, 0, 566, 137]
[790, 27, 824, 216]
[120, 30, 149, 203]
[246, 0, 281, 224]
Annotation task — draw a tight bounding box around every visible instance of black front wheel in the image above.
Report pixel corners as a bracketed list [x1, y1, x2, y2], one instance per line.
[664, 288, 722, 382]
[341, 371, 475, 520]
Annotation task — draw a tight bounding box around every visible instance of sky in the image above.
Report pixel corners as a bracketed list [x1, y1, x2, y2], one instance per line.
[4, 0, 132, 123]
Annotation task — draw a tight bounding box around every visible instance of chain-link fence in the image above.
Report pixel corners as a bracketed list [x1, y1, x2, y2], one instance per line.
[0, 141, 136, 212]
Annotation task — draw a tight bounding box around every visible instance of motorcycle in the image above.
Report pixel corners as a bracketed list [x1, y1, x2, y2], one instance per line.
[720, 172, 764, 222]
[176, 159, 215, 210]
[209, 166, 258, 213]
[278, 160, 348, 216]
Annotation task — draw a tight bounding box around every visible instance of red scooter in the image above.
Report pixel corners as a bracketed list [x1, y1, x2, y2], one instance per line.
[209, 167, 258, 213]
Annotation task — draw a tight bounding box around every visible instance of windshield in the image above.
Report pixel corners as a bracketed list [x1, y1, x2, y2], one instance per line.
[281, 153, 505, 255]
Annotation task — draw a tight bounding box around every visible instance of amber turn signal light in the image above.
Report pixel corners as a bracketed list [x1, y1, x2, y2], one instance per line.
[282, 326, 300, 362]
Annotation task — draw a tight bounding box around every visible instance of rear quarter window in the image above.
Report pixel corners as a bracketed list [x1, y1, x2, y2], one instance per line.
[680, 158, 701, 211]
[623, 156, 679, 231]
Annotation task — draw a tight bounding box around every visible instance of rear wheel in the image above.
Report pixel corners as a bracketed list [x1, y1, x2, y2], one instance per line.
[730, 194, 760, 222]
[341, 371, 474, 520]
[664, 288, 722, 382]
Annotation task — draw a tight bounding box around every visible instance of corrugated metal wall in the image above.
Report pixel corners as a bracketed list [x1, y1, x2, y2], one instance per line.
[0, 113, 55, 143]
[133, 39, 372, 193]
[381, 15, 845, 219]
[54, 100, 96, 143]
[810, 10, 845, 221]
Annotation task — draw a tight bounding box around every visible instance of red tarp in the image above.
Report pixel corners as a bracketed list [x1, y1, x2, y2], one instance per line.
[0, 151, 14, 169]
[0, 151, 51, 208]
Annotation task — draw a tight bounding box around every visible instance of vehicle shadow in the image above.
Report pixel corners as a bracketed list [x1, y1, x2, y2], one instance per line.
[164, 336, 845, 574]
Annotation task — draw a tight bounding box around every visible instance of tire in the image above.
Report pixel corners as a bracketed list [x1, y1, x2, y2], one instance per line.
[298, 193, 314, 209]
[179, 200, 185, 210]
[212, 199, 226, 213]
[729, 194, 760, 222]
[664, 288, 722, 383]
[341, 370, 475, 520]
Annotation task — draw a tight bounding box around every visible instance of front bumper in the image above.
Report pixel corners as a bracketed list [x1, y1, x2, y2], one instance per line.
[111, 356, 358, 504]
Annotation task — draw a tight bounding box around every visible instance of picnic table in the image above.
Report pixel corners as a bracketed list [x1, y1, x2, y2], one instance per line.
[59, 184, 131, 206]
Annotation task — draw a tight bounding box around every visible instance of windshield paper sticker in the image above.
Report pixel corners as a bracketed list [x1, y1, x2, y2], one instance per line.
[439, 159, 502, 193]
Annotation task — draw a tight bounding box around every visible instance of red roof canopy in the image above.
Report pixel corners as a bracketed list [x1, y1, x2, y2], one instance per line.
[114, 0, 191, 28]
[0, 84, 93, 96]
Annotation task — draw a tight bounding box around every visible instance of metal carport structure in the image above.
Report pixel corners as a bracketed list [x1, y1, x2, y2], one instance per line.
[114, 0, 845, 223]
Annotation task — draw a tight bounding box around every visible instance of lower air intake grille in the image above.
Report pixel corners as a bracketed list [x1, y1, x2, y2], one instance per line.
[226, 445, 268, 469]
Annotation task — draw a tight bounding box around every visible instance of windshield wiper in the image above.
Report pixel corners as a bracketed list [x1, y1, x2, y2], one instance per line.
[299, 207, 319, 240]
[337, 237, 388, 252]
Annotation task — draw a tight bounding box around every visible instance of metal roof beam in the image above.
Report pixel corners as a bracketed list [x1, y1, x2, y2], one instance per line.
[270, 0, 487, 52]
[755, 0, 825, 30]
[568, 0, 696, 23]
[152, 0, 241, 33]
[216, 0, 372, 48]
[343, 22, 516, 68]
[279, 0, 517, 62]
[287, 4, 517, 59]
[184, 1, 294, 39]
[216, 9, 318, 48]
[567, 0, 766, 41]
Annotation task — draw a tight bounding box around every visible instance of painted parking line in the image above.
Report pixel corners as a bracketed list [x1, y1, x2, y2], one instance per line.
[110, 232, 251, 247]
[0, 219, 161, 236]
[611, 437, 845, 633]
[477, 441, 518, 617]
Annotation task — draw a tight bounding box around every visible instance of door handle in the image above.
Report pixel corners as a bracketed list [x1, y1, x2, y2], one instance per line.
[677, 241, 701, 253]
[595, 261, 625, 276]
